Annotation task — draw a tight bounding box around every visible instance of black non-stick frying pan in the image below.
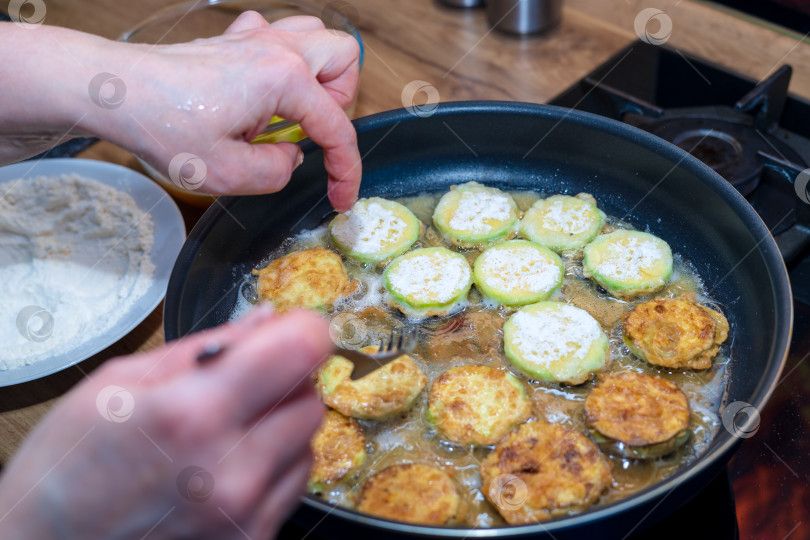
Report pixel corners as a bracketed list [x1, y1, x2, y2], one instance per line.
[164, 101, 791, 539]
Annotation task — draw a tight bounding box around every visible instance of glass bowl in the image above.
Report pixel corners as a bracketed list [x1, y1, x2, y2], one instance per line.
[120, 0, 363, 207]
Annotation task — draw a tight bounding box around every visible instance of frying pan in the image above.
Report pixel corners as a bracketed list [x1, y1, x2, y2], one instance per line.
[163, 101, 792, 538]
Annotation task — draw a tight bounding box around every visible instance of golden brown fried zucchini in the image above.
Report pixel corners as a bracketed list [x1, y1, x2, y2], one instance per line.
[253, 247, 355, 312]
[623, 294, 729, 370]
[357, 463, 462, 525]
[427, 365, 532, 446]
[308, 410, 367, 493]
[584, 372, 691, 458]
[317, 346, 427, 420]
[480, 422, 612, 524]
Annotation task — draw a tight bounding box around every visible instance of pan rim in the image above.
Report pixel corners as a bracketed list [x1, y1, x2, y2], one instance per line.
[164, 100, 792, 535]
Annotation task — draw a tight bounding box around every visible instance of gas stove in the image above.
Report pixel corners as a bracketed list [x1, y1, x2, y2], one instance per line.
[550, 41, 810, 540]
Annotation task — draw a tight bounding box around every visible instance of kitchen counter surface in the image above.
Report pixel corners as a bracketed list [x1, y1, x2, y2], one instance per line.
[1, 0, 808, 529]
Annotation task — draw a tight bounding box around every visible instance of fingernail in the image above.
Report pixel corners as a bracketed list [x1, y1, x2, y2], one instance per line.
[196, 340, 226, 364]
[294, 149, 304, 170]
[235, 303, 275, 329]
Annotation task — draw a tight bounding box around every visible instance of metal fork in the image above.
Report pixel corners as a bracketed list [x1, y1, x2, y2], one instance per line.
[335, 328, 419, 380]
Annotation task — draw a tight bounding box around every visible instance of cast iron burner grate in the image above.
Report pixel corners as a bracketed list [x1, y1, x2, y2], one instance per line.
[550, 44, 810, 262]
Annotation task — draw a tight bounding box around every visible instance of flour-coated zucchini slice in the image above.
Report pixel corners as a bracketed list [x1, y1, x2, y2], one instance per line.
[473, 240, 563, 307]
[519, 194, 605, 252]
[582, 230, 673, 298]
[432, 182, 518, 248]
[383, 247, 473, 318]
[504, 301, 608, 384]
[330, 197, 420, 264]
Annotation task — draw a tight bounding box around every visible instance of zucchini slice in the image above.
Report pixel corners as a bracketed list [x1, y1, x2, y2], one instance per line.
[519, 194, 606, 252]
[432, 182, 518, 248]
[504, 301, 608, 384]
[383, 247, 473, 318]
[473, 240, 564, 306]
[330, 197, 421, 264]
[582, 230, 673, 298]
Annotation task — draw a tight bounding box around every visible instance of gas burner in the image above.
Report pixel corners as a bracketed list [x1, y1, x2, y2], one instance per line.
[584, 66, 803, 198]
[553, 51, 810, 262]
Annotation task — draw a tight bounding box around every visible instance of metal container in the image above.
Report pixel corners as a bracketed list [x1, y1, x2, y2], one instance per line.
[438, 0, 484, 7]
[486, 0, 563, 35]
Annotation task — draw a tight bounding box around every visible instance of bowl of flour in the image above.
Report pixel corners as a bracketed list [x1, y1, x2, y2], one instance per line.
[0, 159, 185, 386]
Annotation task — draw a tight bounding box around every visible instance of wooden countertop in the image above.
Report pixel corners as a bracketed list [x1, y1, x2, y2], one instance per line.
[1, 0, 808, 463]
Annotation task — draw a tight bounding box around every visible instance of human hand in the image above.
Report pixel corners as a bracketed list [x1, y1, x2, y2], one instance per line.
[0, 307, 332, 540]
[0, 12, 362, 211]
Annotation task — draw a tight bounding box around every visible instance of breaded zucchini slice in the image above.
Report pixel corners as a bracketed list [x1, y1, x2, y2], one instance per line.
[317, 346, 427, 420]
[432, 182, 519, 248]
[481, 422, 612, 524]
[584, 372, 691, 459]
[357, 463, 462, 525]
[623, 294, 729, 370]
[383, 247, 472, 318]
[427, 365, 531, 446]
[519, 194, 606, 252]
[582, 230, 673, 298]
[308, 410, 367, 493]
[504, 302, 608, 385]
[330, 197, 421, 265]
[473, 240, 564, 307]
[253, 246, 355, 313]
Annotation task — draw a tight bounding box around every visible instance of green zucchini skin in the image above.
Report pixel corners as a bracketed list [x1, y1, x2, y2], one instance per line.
[330, 197, 421, 264]
[503, 301, 608, 384]
[582, 230, 673, 298]
[432, 182, 519, 248]
[520, 194, 606, 252]
[473, 240, 563, 307]
[383, 247, 473, 318]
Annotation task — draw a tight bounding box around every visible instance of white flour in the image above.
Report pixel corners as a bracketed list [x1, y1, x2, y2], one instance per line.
[510, 304, 602, 366]
[594, 236, 665, 280]
[387, 250, 470, 303]
[477, 245, 560, 294]
[331, 200, 408, 255]
[0, 174, 155, 369]
[539, 199, 593, 234]
[448, 189, 513, 234]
